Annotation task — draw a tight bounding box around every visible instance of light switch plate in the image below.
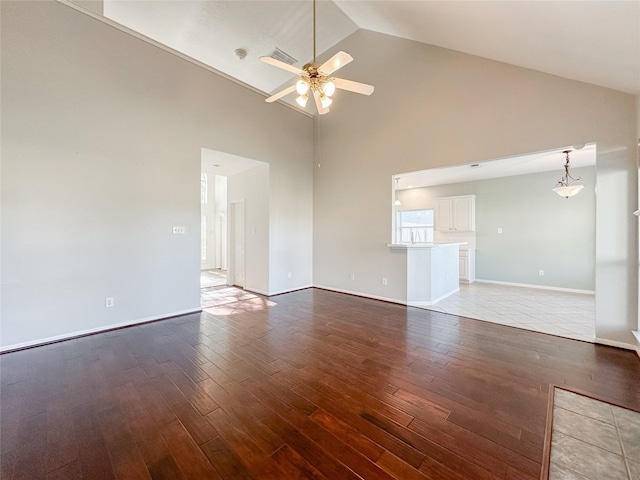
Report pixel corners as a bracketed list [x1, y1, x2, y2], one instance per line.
[172, 226, 186, 235]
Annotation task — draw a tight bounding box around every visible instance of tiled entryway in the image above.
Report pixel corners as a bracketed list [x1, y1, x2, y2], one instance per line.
[549, 388, 640, 480]
[200, 268, 226, 288]
[426, 282, 595, 342]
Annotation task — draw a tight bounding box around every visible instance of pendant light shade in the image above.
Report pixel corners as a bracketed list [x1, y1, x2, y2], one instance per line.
[553, 150, 585, 199]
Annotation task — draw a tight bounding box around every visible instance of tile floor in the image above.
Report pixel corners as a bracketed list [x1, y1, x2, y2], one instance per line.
[200, 268, 227, 288]
[424, 282, 596, 342]
[550, 388, 640, 480]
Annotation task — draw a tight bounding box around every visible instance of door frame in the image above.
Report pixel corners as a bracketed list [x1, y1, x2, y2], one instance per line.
[228, 199, 245, 288]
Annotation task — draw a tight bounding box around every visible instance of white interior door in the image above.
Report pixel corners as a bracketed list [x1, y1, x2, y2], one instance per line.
[230, 201, 245, 288]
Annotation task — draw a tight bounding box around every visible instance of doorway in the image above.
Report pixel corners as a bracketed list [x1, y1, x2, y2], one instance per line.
[393, 144, 597, 342]
[200, 171, 228, 288]
[200, 147, 270, 302]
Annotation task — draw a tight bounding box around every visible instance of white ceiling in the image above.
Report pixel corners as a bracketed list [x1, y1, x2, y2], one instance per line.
[395, 144, 597, 189]
[88, 2, 632, 180]
[94, 0, 639, 115]
[201, 147, 266, 176]
[335, 0, 639, 96]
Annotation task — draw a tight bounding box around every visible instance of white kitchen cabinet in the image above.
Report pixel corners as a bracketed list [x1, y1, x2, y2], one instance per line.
[436, 195, 476, 232]
[459, 248, 476, 284]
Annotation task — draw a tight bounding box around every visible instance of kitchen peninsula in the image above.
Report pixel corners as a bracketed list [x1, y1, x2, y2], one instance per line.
[388, 242, 466, 307]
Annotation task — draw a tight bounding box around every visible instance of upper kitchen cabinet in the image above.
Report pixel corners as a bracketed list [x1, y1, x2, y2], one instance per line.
[436, 195, 476, 232]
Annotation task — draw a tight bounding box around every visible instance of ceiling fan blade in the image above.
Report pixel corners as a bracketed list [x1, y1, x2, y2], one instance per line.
[259, 56, 304, 75]
[265, 84, 296, 103]
[318, 51, 353, 75]
[334, 78, 375, 96]
[313, 90, 330, 115]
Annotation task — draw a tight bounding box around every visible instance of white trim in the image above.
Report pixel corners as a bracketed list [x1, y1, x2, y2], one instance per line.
[228, 200, 246, 290]
[212, 285, 270, 296]
[595, 336, 638, 354]
[313, 285, 405, 306]
[267, 285, 314, 296]
[55, 0, 311, 118]
[0, 308, 201, 353]
[408, 288, 460, 307]
[632, 331, 640, 358]
[244, 287, 269, 296]
[475, 278, 595, 295]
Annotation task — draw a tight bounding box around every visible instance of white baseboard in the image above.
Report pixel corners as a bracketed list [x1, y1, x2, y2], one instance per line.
[595, 336, 639, 356]
[267, 285, 313, 296]
[630, 331, 640, 358]
[475, 279, 595, 295]
[313, 285, 405, 306]
[243, 286, 269, 296]
[0, 308, 201, 353]
[408, 288, 460, 307]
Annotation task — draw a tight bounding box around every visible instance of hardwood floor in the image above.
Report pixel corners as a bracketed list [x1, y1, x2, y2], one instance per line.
[1, 288, 639, 479]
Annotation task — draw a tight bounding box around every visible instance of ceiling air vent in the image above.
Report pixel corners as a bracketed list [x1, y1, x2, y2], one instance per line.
[267, 47, 298, 66]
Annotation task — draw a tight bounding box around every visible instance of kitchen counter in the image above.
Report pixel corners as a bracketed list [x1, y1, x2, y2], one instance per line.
[388, 242, 462, 306]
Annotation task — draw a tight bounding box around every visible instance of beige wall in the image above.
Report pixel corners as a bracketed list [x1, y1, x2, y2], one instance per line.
[637, 94, 640, 140]
[228, 164, 270, 294]
[2, 2, 637, 351]
[0, 1, 313, 349]
[314, 30, 638, 348]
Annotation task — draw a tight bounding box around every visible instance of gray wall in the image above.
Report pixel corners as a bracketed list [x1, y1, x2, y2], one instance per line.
[398, 167, 596, 291]
[1, 1, 313, 349]
[314, 30, 638, 348]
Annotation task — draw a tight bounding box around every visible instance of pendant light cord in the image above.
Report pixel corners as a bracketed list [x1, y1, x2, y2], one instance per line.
[313, 0, 317, 63]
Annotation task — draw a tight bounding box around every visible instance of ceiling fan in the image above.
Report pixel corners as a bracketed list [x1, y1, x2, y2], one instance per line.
[259, 0, 374, 114]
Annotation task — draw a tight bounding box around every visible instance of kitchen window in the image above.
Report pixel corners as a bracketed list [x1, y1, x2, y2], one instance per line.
[397, 209, 434, 244]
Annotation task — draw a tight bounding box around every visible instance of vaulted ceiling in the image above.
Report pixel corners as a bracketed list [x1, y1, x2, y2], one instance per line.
[80, 0, 638, 116]
[73, 0, 636, 178]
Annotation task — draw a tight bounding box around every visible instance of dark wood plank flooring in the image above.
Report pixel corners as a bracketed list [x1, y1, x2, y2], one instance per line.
[1, 288, 639, 479]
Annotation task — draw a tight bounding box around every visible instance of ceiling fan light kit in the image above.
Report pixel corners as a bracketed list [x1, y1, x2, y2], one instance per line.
[296, 94, 308, 107]
[259, 0, 374, 114]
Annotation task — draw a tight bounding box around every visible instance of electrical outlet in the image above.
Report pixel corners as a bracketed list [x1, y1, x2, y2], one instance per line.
[287, 272, 292, 279]
[105, 297, 114, 308]
[497, 227, 503, 234]
[349, 273, 355, 281]
[382, 277, 388, 286]
[539, 270, 545, 276]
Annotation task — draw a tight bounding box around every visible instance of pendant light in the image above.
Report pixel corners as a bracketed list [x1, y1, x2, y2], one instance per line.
[394, 178, 402, 206]
[553, 150, 585, 198]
